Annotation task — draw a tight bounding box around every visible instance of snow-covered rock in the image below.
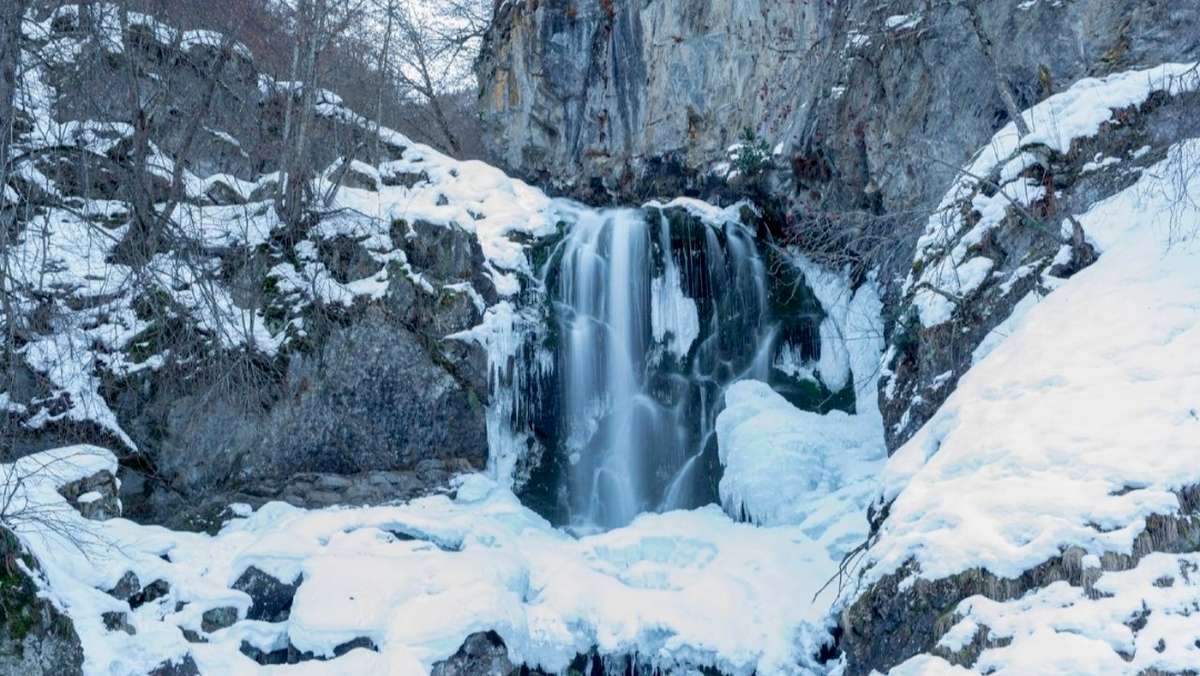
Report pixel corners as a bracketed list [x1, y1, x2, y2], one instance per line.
[842, 127, 1200, 675]
[4, 446, 875, 676]
[880, 61, 1200, 452]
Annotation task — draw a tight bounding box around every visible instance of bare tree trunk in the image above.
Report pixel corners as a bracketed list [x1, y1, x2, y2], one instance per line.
[274, 7, 303, 219]
[0, 0, 27, 191]
[160, 38, 236, 224]
[0, 0, 30, 454]
[372, 0, 395, 161]
[277, 0, 325, 227]
[964, 0, 1031, 138]
[116, 2, 164, 263]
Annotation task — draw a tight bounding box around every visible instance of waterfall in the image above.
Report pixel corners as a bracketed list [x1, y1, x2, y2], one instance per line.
[548, 205, 777, 530]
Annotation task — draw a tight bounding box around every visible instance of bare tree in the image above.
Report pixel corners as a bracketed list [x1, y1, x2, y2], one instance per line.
[378, 0, 491, 156]
[0, 1, 27, 188]
[275, 0, 367, 227]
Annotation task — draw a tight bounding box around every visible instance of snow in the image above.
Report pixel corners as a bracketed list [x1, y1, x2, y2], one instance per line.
[4, 447, 864, 676]
[4, 5, 564, 456]
[863, 138, 1200, 590]
[321, 138, 555, 297]
[651, 215, 701, 357]
[907, 61, 1200, 328]
[715, 262, 886, 548]
[23, 331, 138, 451]
[449, 301, 550, 487]
[716, 381, 884, 555]
[970, 290, 1040, 365]
[644, 197, 749, 228]
[912, 256, 995, 328]
[791, 255, 885, 402]
[884, 13, 922, 31]
[910, 551, 1200, 674]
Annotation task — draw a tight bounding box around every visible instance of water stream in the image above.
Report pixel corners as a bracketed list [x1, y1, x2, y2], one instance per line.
[548, 206, 778, 530]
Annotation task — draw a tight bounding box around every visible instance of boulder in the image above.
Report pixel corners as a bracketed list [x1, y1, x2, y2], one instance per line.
[231, 567, 300, 622]
[58, 469, 121, 521]
[200, 606, 239, 633]
[431, 631, 514, 676]
[0, 529, 85, 676]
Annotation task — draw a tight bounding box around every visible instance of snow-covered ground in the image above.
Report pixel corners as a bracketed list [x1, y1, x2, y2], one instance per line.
[5, 440, 881, 675]
[866, 136, 1200, 674]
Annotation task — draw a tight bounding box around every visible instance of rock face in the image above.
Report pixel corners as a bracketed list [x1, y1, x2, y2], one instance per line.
[880, 80, 1200, 451]
[479, 0, 1200, 451]
[430, 632, 514, 676]
[119, 226, 495, 526]
[0, 530, 85, 676]
[480, 0, 1199, 206]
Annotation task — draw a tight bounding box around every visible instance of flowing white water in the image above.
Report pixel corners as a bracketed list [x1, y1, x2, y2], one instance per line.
[552, 207, 775, 529]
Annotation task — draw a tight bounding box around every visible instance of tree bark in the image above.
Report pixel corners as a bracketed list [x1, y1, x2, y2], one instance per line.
[0, 0, 29, 192]
[0, 0, 29, 411]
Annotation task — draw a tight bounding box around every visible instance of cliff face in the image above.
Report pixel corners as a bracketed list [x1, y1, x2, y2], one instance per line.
[480, 0, 1199, 207]
[477, 0, 823, 201]
[478, 0, 1200, 450]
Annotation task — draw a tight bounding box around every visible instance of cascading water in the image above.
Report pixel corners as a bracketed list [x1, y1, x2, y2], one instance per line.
[546, 205, 783, 530]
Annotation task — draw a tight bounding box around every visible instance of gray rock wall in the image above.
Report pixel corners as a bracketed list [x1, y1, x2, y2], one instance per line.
[481, 0, 1200, 210]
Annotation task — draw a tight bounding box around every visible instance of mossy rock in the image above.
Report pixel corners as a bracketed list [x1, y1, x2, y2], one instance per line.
[0, 529, 84, 674]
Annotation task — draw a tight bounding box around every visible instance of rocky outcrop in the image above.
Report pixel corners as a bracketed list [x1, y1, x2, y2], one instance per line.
[480, 0, 1199, 213]
[0, 530, 85, 676]
[118, 222, 497, 527]
[840, 487, 1200, 674]
[880, 79, 1200, 450]
[3, 5, 503, 527]
[57, 468, 121, 521]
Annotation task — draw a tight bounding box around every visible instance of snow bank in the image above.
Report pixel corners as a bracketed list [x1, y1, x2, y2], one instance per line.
[716, 381, 884, 559]
[5, 447, 857, 675]
[866, 138, 1200, 587]
[323, 140, 555, 298]
[717, 260, 886, 538]
[926, 552, 1200, 675]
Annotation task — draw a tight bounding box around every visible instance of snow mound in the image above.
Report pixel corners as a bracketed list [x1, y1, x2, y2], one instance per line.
[870, 138, 1200, 585]
[6, 447, 859, 676]
[717, 261, 885, 540]
[717, 380, 884, 560]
